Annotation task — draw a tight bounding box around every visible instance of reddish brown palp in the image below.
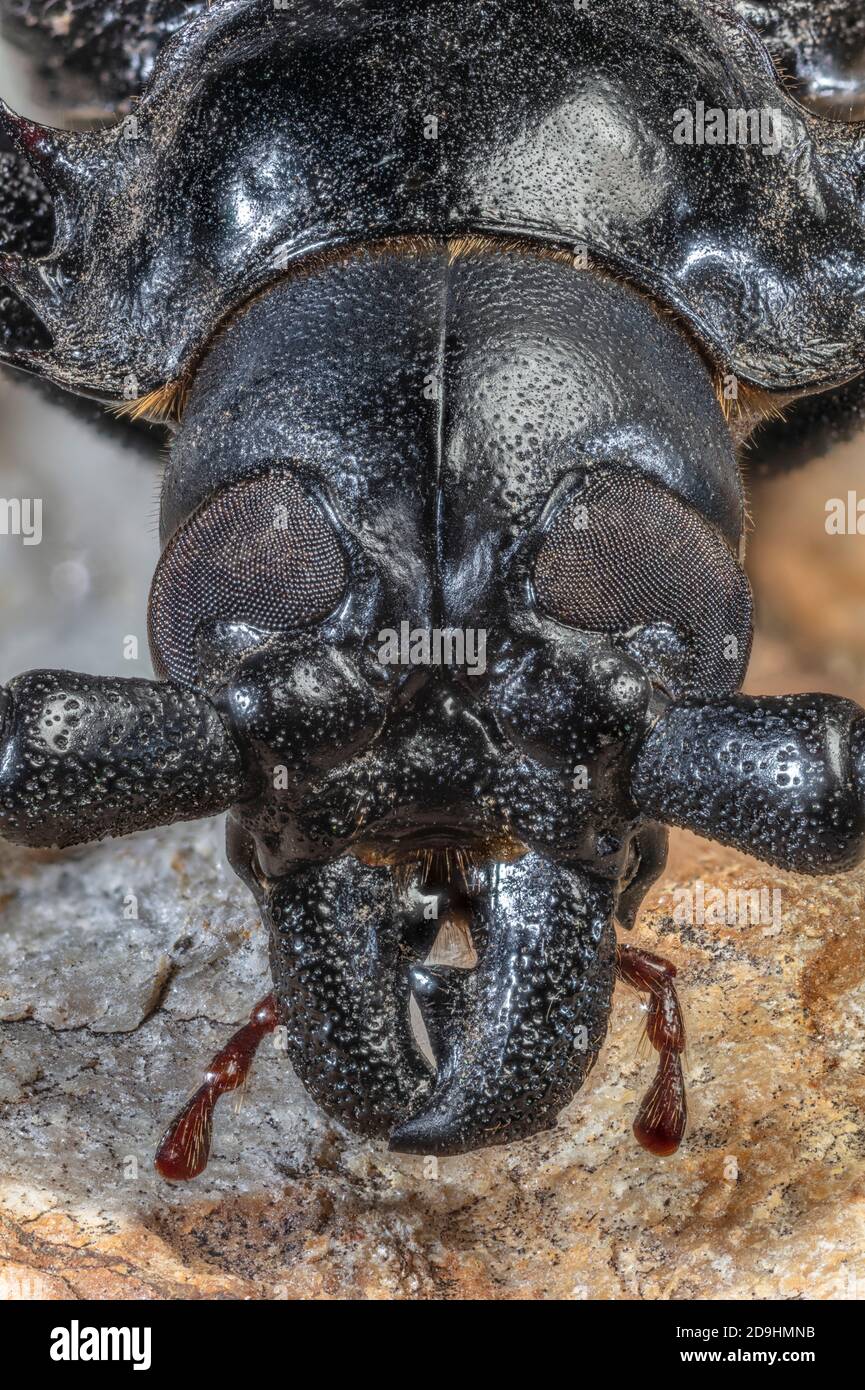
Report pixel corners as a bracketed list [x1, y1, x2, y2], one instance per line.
[616, 945, 687, 1156]
[155, 994, 278, 1181]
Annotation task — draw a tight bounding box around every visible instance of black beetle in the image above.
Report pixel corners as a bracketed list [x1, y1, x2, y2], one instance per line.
[2, 0, 865, 1178]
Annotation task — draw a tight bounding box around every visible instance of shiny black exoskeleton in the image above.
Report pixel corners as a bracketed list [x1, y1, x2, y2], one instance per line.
[2, 0, 865, 1174]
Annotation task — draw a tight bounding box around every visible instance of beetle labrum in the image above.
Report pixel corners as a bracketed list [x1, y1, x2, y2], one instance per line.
[2, 0, 865, 1178]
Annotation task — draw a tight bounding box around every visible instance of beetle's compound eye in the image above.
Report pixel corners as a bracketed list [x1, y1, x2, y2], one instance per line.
[532, 468, 752, 698]
[148, 469, 347, 684]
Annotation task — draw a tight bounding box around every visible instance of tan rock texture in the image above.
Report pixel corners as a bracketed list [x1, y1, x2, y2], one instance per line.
[2, 439, 865, 1301]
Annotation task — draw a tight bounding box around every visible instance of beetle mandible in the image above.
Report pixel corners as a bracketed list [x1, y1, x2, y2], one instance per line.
[2, 0, 865, 1178]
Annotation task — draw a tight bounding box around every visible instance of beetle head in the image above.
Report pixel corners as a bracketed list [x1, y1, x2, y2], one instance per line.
[148, 244, 751, 1152]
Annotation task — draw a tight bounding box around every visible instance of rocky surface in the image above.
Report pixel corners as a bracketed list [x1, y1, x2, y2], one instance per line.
[1, 370, 865, 1299]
